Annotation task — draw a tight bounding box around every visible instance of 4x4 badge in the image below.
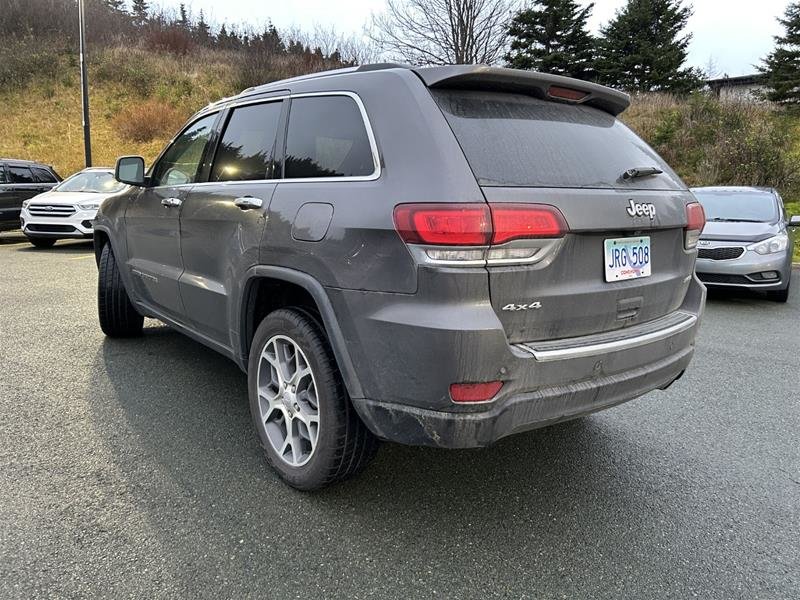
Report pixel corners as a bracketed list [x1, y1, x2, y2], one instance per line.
[502, 302, 542, 311]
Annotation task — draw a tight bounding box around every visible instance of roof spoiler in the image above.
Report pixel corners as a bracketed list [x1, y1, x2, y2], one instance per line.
[410, 65, 630, 116]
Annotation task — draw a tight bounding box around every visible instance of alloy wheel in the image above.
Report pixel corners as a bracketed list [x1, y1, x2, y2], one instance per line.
[256, 335, 320, 467]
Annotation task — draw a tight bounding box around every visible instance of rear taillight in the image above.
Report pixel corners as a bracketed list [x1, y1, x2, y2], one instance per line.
[684, 202, 706, 249]
[449, 381, 503, 403]
[393, 203, 568, 254]
[490, 203, 567, 244]
[393, 204, 491, 246]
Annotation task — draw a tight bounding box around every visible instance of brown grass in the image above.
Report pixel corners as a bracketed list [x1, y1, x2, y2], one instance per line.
[112, 99, 187, 142]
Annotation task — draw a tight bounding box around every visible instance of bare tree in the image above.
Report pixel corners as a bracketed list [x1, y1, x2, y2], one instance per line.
[370, 0, 517, 65]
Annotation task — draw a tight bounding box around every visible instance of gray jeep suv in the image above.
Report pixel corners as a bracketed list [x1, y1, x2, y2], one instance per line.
[95, 64, 706, 490]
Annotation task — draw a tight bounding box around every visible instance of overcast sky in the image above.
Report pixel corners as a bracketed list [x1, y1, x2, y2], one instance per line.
[166, 0, 789, 77]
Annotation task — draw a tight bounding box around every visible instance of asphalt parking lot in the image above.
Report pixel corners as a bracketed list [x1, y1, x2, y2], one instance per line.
[0, 233, 798, 599]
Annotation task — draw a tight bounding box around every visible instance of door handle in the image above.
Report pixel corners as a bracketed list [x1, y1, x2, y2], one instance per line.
[234, 197, 263, 210]
[161, 197, 182, 208]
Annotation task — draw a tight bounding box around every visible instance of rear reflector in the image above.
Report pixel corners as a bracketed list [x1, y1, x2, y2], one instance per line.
[449, 381, 503, 403]
[394, 203, 568, 247]
[548, 86, 589, 102]
[490, 204, 567, 244]
[393, 204, 491, 246]
[684, 202, 706, 249]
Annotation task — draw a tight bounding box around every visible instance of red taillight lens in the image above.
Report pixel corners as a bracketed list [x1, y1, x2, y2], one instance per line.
[393, 204, 491, 246]
[685, 201, 706, 249]
[449, 381, 503, 403]
[490, 204, 567, 244]
[393, 203, 568, 247]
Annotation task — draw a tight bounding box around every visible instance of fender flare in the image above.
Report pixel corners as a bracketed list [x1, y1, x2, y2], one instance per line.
[237, 265, 364, 400]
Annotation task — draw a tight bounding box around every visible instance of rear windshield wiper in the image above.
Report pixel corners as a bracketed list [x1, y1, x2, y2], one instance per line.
[622, 166, 664, 180]
[707, 217, 764, 223]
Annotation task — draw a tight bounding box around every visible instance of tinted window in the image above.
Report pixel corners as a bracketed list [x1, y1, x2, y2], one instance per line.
[8, 166, 35, 184]
[55, 171, 125, 194]
[32, 167, 57, 183]
[151, 114, 217, 187]
[211, 101, 282, 182]
[433, 90, 683, 190]
[693, 190, 779, 223]
[285, 96, 374, 179]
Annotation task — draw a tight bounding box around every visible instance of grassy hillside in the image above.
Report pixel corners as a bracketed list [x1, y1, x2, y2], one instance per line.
[1, 46, 799, 260]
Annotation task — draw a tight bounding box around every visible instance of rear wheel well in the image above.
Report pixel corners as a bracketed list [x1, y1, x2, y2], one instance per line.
[93, 230, 109, 265]
[243, 277, 323, 360]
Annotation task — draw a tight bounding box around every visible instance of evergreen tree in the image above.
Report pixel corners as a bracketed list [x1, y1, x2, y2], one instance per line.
[261, 23, 285, 55]
[595, 0, 701, 93]
[131, 0, 149, 28]
[195, 10, 211, 45]
[759, 2, 800, 105]
[505, 0, 596, 80]
[178, 3, 189, 29]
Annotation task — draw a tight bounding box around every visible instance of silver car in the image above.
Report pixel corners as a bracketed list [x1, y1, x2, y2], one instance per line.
[691, 186, 798, 302]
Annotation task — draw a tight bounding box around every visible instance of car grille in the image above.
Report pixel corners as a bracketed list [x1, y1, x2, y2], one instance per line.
[25, 224, 78, 233]
[697, 246, 744, 260]
[28, 204, 76, 218]
[696, 273, 751, 285]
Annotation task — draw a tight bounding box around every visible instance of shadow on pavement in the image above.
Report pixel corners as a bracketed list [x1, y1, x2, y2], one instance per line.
[88, 321, 699, 594]
[15, 240, 94, 253]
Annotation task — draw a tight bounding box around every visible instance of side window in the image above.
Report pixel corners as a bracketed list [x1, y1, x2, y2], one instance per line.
[284, 95, 375, 179]
[210, 101, 282, 182]
[151, 113, 217, 187]
[8, 166, 35, 184]
[32, 167, 57, 183]
[0, 166, 6, 184]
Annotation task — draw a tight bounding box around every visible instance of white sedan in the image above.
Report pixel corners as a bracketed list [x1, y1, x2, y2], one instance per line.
[20, 168, 125, 248]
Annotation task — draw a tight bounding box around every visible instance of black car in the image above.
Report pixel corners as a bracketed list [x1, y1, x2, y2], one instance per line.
[0, 159, 61, 232]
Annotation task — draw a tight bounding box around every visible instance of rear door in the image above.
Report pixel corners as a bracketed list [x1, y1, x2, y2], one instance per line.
[178, 98, 284, 345]
[433, 89, 695, 342]
[125, 112, 218, 322]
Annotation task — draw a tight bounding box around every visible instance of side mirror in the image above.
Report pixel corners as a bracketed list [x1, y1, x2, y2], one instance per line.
[115, 156, 146, 186]
[789, 215, 800, 227]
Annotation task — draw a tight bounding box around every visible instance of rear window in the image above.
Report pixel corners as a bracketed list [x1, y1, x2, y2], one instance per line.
[432, 90, 683, 190]
[284, 95, 375, 179]
[32, 167, 57, 183]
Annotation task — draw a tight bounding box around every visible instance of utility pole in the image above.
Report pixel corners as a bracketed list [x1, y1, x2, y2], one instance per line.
[78, 0, 92, 167]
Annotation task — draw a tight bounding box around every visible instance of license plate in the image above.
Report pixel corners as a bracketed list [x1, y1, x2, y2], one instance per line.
[604, 236, 651, 282]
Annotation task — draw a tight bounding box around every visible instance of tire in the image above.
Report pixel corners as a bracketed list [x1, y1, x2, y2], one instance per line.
[248, 308, 378, 490]
[28, 237, 56, 248]
[97, 243, 144, 337]
[767, 282, 790, 303]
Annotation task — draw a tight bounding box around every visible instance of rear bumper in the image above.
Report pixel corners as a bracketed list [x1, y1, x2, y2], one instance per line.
[329, 272, 705, 448]
[353, 345, 692, 448]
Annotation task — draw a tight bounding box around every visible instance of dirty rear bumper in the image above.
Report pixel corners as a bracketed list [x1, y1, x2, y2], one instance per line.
[352, 345, 692, 448]
[328, 270, 705, 449]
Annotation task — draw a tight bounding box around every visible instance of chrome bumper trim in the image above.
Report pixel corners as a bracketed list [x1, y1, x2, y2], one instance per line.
[518, 312, 698, 362]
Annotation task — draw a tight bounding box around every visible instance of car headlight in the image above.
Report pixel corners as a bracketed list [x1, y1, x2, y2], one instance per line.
[78, 201, 101, 211]
[747, 233, 789, 255]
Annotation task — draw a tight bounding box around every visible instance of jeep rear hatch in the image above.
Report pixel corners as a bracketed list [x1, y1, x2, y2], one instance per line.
[429, 81, 700, 343]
